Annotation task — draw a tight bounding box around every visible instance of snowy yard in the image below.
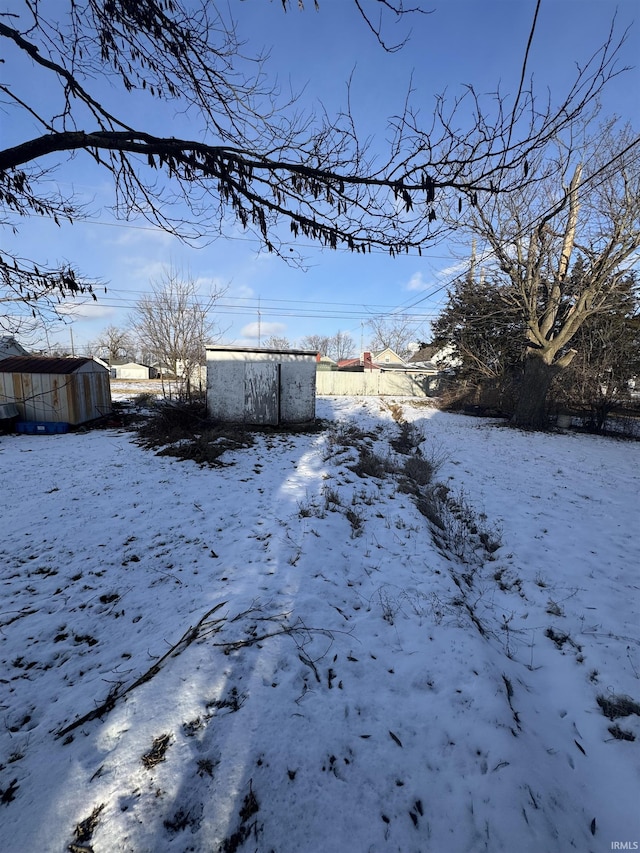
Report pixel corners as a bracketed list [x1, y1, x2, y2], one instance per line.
[0, 396, 639, 853]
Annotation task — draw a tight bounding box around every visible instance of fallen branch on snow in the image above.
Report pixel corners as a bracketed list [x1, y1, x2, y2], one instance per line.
[55, 602, 339, 739]
[55, 601, 228, 739]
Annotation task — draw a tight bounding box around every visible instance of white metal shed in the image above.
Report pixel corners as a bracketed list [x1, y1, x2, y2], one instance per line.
[206, 345, 317, 425]
[0, 355, 112, 425]
[109, 361, 153, 380]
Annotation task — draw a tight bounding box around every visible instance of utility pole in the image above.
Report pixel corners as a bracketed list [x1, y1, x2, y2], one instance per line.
[69, 327, 75, 356]
[257, 297, 261, 346]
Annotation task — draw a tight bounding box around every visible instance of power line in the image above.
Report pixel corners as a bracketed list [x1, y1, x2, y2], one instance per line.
[381, 132, 640, 319]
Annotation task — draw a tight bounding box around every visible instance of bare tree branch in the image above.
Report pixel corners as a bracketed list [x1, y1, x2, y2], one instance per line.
[445, 121, 640, 429]
[0, 0, 632, 336]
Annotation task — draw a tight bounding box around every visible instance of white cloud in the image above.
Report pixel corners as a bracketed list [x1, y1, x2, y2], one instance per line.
[240, 321, 286, 340]
[126, 259, 171, 284]
[436, 261, 469, 280]
[106, 225, 175, 250]
[57, 301, 116, 320]
[193, 275, 229, 296]
[406, 272, 428, 291]
[229, 283, 255, 300]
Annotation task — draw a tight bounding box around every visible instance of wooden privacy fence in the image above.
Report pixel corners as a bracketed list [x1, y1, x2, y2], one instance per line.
[316, 370, 439, 397]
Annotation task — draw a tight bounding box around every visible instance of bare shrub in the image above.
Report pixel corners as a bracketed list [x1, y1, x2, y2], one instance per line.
[350, 449, 400, 479]
[416, 483, 450, 529]
[133, 391, 158, 408]
[345, 507, 365, 537]
[402, 455, 436, 486]
[323, 485, 342, 511]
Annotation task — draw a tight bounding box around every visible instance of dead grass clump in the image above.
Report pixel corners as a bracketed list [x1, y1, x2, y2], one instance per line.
[323, 485, 342, 510]
[142, 733, 172, 768]
[133, 391, 158, 408]
[136, 399, 208, 444]
[390, 421, 420, 454]
[388, 403, 404, 423]
[157, 430, 253, 466]
[137, 403, 325, 466]
[402, 454, 436, 486]
[220, 781, 260, 853]
[608, 724, 636, 741]
[414, 483, 503, 564]
[134, 400, 253, 465]
[597, 694, 640, 720]
[335, 423, 376, 446]
[415, 483, 450, 530]
[349, 449, 400, 479]
[545, 627, 582, 652]
[345, 507, 365, 537]
[70, 803, 105, 851]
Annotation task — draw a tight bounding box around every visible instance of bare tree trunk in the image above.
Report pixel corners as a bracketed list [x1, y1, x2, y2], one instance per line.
[511, 352, 558, 429]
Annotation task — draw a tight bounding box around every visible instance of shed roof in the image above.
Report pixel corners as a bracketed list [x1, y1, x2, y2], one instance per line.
[206, 345, 317, 357]
[0, 356, 97, 374]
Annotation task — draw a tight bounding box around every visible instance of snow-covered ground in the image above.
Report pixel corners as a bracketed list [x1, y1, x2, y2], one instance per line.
[1, 396, 638, 853]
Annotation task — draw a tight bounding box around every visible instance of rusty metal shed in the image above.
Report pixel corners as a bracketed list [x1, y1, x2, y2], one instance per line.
[0, 356, 112, 425]
[206, 345, 317, 425]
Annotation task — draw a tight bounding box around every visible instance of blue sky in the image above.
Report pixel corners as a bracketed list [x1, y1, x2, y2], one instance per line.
[3, 0, 639, 353]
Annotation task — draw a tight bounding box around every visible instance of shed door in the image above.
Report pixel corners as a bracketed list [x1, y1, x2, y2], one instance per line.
[244, 362, 280, 425]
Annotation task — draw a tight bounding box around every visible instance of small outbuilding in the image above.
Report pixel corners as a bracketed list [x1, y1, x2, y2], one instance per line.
[0, 336, 30, 361]
[109, 361, 155, 380]
[0, 355, 112, 426]
[206, 345, 317, 425]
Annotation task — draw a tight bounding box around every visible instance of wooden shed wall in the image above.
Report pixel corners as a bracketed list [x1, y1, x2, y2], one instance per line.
[0, 365, 111, 424]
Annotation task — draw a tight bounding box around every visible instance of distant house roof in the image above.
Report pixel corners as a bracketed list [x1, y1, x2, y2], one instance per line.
[373, 347, 406, 365]
[0, 355, 101, 374]
[0, 337, 29, 360]
[406, 344, 456, 372]
[407, 346, 438, 364]
[337, 352, 379, 371]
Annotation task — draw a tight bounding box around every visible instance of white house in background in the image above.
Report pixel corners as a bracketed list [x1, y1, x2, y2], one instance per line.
[0, 336, 29, 361]
[372, 347, 407, 367]
[175, 359, 206, 390]
[150, 362, 175, 378]
[109, 360, 155, 380]
[407, 343, 460, 371]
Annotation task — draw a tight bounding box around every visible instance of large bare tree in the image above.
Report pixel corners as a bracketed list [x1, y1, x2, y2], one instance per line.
[328, 330, 356, 361]
[129, 267, 225, 397]
[1, 1, 629, 333]
[452, 121, 640, 429]
[367, 314, 417, 360]
[91, 324, 136, 364]
[299, 334, 332, 357]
